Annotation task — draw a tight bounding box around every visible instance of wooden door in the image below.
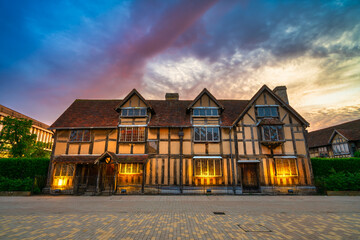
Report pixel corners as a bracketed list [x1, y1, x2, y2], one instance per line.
[240, 163, 260, 192]
[101, 164, 115, 191]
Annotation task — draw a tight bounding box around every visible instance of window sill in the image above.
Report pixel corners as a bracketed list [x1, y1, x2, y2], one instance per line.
[194, 175, 223, 178]
[260, 140, 285, 149]
[275, 175, 298, 177]
[194, 141, 221, 143]
[120, 116, 148, 118]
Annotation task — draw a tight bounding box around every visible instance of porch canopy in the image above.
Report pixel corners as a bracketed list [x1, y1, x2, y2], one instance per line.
[53, 151, 148, 164]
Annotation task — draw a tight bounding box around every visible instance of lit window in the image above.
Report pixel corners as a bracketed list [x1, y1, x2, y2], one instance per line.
[262, 126, 284, 141]
[195, 159, 222, 177]
[257, 106, 278, 118]
[53, 164, 75, 188]
[118, 163, 143, 174]
[193, 108, 218, 116]
[194, 127, 219, 142]
[69, 130, 90, 142]
[275, 159, 298, 177]
[119, 127, 145, 142]
[121, 108, 147, 117]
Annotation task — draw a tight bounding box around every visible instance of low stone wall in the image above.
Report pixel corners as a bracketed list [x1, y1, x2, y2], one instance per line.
[327, 191, 360, 196]
[261, 186, 317, 195]
[0, 191, 31, 196]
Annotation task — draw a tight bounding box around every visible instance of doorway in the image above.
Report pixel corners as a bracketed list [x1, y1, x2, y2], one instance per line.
[238, 163, 260, 193]
[100, 164, 116, 193]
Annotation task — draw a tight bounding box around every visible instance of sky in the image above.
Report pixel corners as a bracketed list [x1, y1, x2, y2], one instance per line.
[0, 0, 359, 131]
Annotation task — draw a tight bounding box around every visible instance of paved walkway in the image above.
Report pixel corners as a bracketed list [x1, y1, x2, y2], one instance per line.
[0, 196, 359, 239]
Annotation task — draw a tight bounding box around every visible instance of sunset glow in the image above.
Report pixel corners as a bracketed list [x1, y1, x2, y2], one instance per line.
[0, 0, 359, 130]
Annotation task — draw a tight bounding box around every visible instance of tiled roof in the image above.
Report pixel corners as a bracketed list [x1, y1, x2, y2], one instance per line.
[53, 154, 148, 163]
[51, 100, 121, 129]
[53, 155, 98, 163]
[147, 100, 192, 127]
[50, 99, 250, 128]
[0, 104, 50, 130]
[258, 118, 284, 125]
[307, 119, 360, 148]
[336, 128, 360, 141]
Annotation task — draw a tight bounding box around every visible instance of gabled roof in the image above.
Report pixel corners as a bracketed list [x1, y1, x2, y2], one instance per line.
[49, 85, 306, 130]
[115, 89, 152, 111]
[147, 99, 248, 127]
[50, 99, 121, 129]
[94, 151, 119, 164]
[53, 154, 148, 163]
[187, 88, 224, 110]
[233, 85, 309, 127]
[307, 119, 360, 148]
[50, 99, 249, 129]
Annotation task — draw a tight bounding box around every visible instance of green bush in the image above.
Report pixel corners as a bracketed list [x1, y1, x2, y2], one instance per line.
[316, 171, 360, 191]
[0, 177, 33, 191]
[0, 158, 49, 179]
[311, 157, 360, 177]
[0, 158, 49, 193]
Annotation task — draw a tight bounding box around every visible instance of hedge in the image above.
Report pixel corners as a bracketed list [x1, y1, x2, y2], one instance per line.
[0, 158, 50, 179]
[323, 171, 360, 191]
[311, 157, 360, 177]
[0, 177, 33, 191]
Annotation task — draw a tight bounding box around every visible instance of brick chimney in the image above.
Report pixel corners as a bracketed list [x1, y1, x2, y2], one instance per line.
[273, 86, 289, 104]
[165, 93, 179, 101]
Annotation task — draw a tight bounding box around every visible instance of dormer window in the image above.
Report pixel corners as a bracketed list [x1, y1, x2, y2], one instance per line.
[193, 107, 219, 117]
[256, 106, 278, 118]
[121, 107, 147, 117]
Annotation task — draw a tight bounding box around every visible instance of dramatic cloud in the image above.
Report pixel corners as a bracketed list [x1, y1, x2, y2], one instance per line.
[0, 0, 359, 131]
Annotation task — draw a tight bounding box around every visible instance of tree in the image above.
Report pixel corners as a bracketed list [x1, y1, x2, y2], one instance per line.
[0, 116, 37, 157]
[31, 142, 51, 158]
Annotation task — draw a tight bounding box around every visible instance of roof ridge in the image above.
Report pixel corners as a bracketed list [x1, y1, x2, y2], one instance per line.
[0, 104, 50, 129]
[309, 118, 360, 133]
[75, 99, 122, 101]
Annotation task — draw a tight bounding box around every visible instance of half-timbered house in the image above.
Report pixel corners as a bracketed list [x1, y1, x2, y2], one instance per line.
[45, 85, 315, 194]
[308, 119, 360, 158]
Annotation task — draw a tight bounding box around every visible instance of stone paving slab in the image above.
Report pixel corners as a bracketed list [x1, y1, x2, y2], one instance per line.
[0, 196, 359, 239]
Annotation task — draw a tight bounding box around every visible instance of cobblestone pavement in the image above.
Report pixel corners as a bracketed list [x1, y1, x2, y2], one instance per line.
[0, 195, 359, 239]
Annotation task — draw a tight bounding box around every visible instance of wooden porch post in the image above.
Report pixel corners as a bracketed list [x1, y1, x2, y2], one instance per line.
[179, 128, 184, 194]
[141, 162, 146, 194]
[113, 164, 118, 194]
[229, 127, 236, 194]
[96, 163, 101, 194]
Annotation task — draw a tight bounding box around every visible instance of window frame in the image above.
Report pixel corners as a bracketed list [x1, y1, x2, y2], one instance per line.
[121, 107, 147, 117]
[194, 158, 222, 177]
[118, 163, 143, 174]
[332, 142, 350, 155]
[275, 158, 298, 177]
[255, 105, 279, 118]
[193, 126, 220, 142]
[192, 107, 219, 117]
[261, 125, 284, 142]
[69, 130, 91, 142]
[119, 127, 146, 142]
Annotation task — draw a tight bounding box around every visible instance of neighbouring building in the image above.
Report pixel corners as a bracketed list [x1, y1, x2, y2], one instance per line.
[45, 85, 315, 195]
[0, 104, 53, 157]
[308, 119, 360, 158]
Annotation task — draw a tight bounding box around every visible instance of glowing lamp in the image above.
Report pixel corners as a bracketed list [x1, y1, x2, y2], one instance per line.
[58, 179, 63, 186]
